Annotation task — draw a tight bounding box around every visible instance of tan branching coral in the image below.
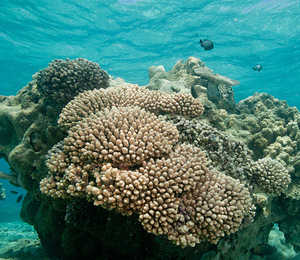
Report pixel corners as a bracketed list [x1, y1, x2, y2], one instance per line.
[87, 163, 149, 215]
[36, 58, 109, 104]
[138, 144, 252, 247]
[58, 85, 204, 132]
[41, 139, 253, 247]
[40, 106, 179, 197]
[249, 158, 291, 195]
[40, 87, 252, 248]
[56, 106, 178, 167]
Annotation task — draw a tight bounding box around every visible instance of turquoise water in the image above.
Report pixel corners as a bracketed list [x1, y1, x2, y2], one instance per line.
[0, 0, 299, 106]
[0, 0, 300, 259]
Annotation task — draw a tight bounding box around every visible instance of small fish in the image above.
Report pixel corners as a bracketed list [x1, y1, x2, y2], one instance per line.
[16, 194, 23, 203]
[199, 39, 214, 50]
[251, 244, 276, 256]
[253, 64, 263, 72]
[10, 191, 18, 194]
[191, 85, 197, 98]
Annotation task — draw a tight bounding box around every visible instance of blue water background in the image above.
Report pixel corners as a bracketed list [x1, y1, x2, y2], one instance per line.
[0, 0, 299, 217]
[0, 159, 25, 222]
[0, 0, 299, 105]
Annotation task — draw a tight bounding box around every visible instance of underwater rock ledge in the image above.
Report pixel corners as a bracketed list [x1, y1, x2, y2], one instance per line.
[0, 57, 299, 260]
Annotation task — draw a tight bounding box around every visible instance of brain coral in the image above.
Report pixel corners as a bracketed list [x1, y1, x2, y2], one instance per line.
[36, 58, 109, 104]
[58, 85, 204, 132]
[249, 158, 291, 195]
[40, 103, 253, 247]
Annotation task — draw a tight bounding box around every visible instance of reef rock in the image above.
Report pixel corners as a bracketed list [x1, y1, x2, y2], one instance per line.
[147, 57, 239, 112]
[0, 57, 298, 260]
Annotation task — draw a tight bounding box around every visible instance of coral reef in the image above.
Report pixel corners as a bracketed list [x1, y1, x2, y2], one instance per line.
[249, 158, 291, 195]
[58, 84, 204, 132]
[0, 56, 298, 260]
[286, 181, 300, 200]
[91, 145, 252, 247]
[223, 93, 300, 178]
[36, 58, 109, 104]
[0, 81, 65, 191]
[40, 105, 179, 197]
[0, 183, 5, 201]
[41, 102, 252, 247]
[146, 56, 239, 112]
[167, 116, 253, 182]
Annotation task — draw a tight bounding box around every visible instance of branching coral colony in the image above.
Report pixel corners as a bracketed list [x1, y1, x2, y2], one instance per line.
[38, 58, 290, 248]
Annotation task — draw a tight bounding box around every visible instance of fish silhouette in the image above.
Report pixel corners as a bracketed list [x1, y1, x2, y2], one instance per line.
[251, 244, 275, 256]
[199, 39, 214, 50]
[10, 191, 18, 194]
[253, 64, 263, 72]
[16, 194, 23, 203]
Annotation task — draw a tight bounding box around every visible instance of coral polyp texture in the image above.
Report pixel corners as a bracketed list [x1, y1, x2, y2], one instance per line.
[40, 105, 179, 196]
[249, 158, 291, 195]
[58, 85, 204, 132]
[168, 116, 254, 181]
[41, 138, 253, 247]
[40, 96, 252, 247]
[137, 145, 252, 247]
[4, 57, 300, 259]
[36, 58, 109, 104]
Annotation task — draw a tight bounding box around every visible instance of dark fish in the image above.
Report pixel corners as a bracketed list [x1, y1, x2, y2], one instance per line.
[10, 190, 18, 194]
[16, 194, 23, 203]
[191, 85, 197, 98]
[199, 39, 214, 50]
[253, 64, 263, 72]
[251, 244, 276, 256]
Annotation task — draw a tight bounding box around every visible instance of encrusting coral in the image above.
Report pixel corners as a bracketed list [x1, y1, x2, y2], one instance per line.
[36, 58, 109, 104]
[221, 93, 300, 180]
[249, 158, 291, 195]
[58, 84, 204, 132]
